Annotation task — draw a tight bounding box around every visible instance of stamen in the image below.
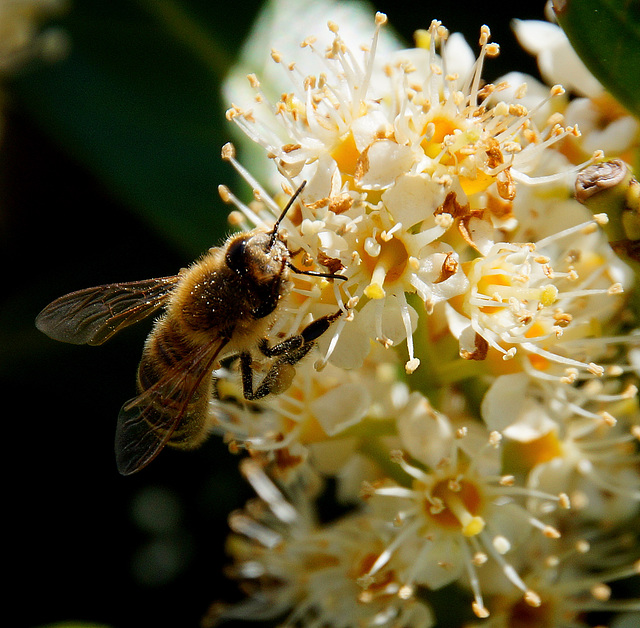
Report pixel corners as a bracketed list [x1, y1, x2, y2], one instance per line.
[217, 182, 266, 228]
[460, 541, 489, 618]
[240, 459, 298, 524]
[359, 12, 387, 101]
[479, 529, 530, 594]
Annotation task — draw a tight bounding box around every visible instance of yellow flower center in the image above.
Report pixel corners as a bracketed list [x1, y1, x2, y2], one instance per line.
[278, 381, 330, 444]
[467, 255, 558, 315]
[353, 551, 398, 601]
[503, 431, 563, 474]
[475, 267, 512, 314]
[459, 170, 496, 196]
[332, 130, 360, 178]
[421, 115, 460, 159]
[362, 234, 409, 299]
[507, 598, 554, 628]
[423, 477, 485, 537]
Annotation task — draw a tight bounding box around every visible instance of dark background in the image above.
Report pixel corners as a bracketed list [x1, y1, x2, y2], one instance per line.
[3, 2, 546, 627]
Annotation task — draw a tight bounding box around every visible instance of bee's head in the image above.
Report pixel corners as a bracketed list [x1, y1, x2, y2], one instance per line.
[225, 180, 347, 285]
[224, 228, 291, 321]
[225, 182, 306, 282]
[225, 230, 289, 284]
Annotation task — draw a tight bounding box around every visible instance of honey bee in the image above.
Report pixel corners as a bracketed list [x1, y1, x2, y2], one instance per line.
[36, 182, 346, 475]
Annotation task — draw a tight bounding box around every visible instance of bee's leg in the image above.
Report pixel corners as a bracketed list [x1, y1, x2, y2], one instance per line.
[240, 347, 310, 400]
[211, 352, 240, 400]
[241, 309, 343, 400]
[218, 352, 240, 369]
[257, 309, 343, 358]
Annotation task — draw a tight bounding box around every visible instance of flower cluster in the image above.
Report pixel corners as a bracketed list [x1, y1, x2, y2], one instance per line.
[206, 4, 640, 626]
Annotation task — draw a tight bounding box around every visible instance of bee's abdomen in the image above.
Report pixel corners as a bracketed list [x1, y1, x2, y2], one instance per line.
[136, 316, 210, 449]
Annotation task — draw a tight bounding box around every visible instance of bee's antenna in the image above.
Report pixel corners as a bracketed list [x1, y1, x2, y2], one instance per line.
[269, 180, 307, 249]
[269, 181, 346, 281]
[287, 262, 348, 282]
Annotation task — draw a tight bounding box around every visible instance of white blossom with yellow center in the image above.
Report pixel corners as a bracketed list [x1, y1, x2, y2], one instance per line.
[206, 458, 435, 628]
[362, 419, 570, 619]
[446, 210, 631, 381]
[482, 370, 640, 525]
[212, 343, 411, 487]
[463, 529, 640, 627]
[212, 355, 371, 457]
[211, 4, 640, 625]
[510, 16, 639, 161]
[222, 14, 586, 374]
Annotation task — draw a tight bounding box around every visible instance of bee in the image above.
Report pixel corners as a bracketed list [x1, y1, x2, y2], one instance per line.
[36, 182, 346, 475]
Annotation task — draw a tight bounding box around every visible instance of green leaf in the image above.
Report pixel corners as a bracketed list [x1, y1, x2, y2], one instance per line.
[10, 0, 261, 256]
[554, 0, 640, 119]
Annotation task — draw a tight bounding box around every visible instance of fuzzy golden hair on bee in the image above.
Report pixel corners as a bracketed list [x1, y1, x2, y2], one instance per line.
[36, 182, 347, 474]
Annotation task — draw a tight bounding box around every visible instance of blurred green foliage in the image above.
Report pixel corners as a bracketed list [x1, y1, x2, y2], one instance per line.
[555, 0, 640, 119]
[12, 0, 264, 257]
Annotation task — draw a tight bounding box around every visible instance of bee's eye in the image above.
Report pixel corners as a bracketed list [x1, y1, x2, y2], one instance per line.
[225, 237, 248, 273]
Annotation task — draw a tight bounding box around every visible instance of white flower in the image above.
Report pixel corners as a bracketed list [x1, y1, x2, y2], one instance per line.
[481, 369, 640, 526]
[207, 6, 640, 627]
[221, 15, 586, 375]
[564, 96, 640, 156]
[222, 0, 403, 185]
[511, 19, 601, 98]
[212, 356, 369, 455]
[446, 207, 631, 381]
[463, 528, 640, 627]
[362, 420, 569, 619]
[211, 340, 405, 485]
[510, 17, 640, 162]
[205, 458, 435, 628]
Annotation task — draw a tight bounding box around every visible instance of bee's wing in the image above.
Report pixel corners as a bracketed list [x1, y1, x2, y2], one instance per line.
[114, 337, 229, 475]
[35, 276, 180, 346]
